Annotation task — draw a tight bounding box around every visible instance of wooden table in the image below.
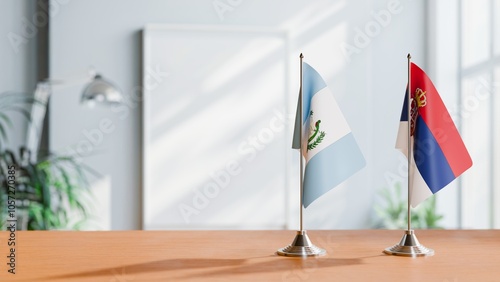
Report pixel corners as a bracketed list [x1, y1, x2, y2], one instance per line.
[0, 230, 499, 281]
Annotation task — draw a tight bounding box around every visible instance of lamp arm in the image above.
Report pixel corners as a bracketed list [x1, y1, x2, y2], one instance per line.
[25, 83, 51, 162]
[43, 68, 96, 90]
[25, 68, 96, 161]
[25, 68, 121, 160]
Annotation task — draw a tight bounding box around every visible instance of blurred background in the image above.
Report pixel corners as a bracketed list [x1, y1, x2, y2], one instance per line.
[0, 0, 498, 230]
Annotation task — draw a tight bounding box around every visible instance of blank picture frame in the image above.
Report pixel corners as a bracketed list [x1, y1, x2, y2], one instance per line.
[142, 25, 290, 229]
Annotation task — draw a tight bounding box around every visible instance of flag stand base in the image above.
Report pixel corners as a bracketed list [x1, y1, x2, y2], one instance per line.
[383, 230, 434, 257]
[277, 230, 326, 257]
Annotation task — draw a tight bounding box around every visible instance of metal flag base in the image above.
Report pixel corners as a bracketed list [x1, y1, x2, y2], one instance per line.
[384, 230, 434, 257]
[277, 230, 326, 257]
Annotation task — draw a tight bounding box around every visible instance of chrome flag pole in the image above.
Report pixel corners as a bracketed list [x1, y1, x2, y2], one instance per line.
[277, 53, 326, 257]
[383, 54, 434, 257]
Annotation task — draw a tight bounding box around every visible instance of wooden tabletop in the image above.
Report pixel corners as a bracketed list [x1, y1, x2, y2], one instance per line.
[0, 230, 499, 281]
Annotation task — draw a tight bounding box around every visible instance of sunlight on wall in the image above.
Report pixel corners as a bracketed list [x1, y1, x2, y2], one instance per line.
[144, 26, 288, 229]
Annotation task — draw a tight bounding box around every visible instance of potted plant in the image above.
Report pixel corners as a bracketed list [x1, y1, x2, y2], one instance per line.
[0, 92, 94, 230]
[373, 181, 444, 229]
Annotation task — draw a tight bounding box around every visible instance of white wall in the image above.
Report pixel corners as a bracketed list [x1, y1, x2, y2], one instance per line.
[49, 0, 426, 230]
[0, 0, 37, 149]
[427, 0, 461, 229]
[428, 0, 500, 229]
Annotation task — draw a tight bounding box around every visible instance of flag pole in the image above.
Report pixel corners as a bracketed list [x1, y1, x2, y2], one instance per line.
[383, 53, 434, 257]
[406, 53, 412, 233]
[277, 53, 325, 257]
[299, 52, 304, 232]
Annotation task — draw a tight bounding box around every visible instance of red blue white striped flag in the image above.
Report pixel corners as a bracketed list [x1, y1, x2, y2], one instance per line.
[396, 62, 472, 207]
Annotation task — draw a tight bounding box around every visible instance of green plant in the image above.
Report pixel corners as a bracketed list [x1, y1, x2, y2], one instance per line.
[0, 148, 95, 230]
[0, 92, 36, 148]
[0, 92, 94, 230]
[373, 182, 444, 229]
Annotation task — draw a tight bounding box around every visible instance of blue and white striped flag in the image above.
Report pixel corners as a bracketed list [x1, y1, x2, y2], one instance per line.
[292, 62, 365, 208]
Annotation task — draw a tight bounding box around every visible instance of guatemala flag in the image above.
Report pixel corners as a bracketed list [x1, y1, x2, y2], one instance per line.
[292, 62, 365, 208]
[396, 62, 472, 207]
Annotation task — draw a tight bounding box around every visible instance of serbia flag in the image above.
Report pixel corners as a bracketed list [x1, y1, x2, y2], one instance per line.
[396, 63, 472, 207]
